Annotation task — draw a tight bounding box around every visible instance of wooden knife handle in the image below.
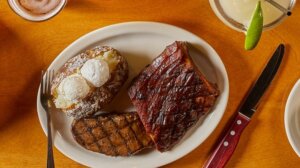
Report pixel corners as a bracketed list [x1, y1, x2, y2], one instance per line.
[203, 113, 250, 168]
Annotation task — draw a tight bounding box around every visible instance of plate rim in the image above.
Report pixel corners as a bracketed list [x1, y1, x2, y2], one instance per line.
[36, 21, 229, 167]
[285, 79, 300, 157]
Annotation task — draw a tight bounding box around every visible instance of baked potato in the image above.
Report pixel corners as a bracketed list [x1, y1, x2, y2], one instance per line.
[51, 46, 128, 118]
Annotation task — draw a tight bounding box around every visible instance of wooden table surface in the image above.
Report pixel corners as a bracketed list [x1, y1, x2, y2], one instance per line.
[1, 0, 300, 167]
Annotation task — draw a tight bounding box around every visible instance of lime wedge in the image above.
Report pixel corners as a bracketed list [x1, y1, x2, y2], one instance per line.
[245, 1, 264, 50]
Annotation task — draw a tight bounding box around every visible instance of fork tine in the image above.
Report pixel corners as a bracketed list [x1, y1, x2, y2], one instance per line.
[50, 69, 54, 93]
[45, 70, 48, 96]
[41, 70, 44, 95]
[47, 70, 51, 94]
[47, 70, 54, 95]
[46, 70, 50, 95]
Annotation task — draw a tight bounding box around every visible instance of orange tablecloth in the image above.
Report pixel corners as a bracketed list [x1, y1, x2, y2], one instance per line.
[1, 0, 300, 167]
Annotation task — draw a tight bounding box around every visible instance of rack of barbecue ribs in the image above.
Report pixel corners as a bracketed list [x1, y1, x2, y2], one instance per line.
[128, 41, 219, 152]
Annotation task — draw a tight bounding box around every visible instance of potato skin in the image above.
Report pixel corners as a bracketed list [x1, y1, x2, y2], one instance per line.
[51, 46, 128, 118]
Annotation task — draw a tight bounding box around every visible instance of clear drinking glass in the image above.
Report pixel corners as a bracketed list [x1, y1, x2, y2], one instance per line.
[8, 0, 67, 22]
[209, 0, 296, 32]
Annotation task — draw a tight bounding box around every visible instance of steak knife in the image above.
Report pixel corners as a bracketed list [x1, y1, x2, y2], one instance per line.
[203, 44, 285, 168]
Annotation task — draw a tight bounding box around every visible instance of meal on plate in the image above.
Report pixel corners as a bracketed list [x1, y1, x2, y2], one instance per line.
[51, 41, 219, 156]
[128, 41, 219, 152]
[71, 112, 153, 156]
[51, 46, 129, 118]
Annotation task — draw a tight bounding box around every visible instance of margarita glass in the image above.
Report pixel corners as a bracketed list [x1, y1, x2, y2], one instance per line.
[209, 0, 296, 32]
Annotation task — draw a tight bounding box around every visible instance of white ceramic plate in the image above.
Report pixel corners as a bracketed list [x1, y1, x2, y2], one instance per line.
[285, 79, 300, 157]
[37, 22, 229, 167]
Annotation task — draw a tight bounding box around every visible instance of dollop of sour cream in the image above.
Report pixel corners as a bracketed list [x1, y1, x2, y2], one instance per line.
[19, 0, 61, 14]
[54, 75, 90, 109]
[80, 59, 110, 87]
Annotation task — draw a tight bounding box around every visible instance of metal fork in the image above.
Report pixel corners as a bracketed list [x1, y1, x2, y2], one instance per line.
[40, 70, 55, 168]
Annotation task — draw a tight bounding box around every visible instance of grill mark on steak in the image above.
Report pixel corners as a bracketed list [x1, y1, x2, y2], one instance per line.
[128, 41, 219, 151]
[151, 67, 192, 131]
[108, 115, 132, 154]
[123, 115, 144, 148]
[88, 117, 118, 155]
[72, 112, 153, 156]
[83, 120, 103, 152]
[147, 59, 183, 127]
[131, 46, 182, 101]
[98, 116, 127, 155]
[156, 71, 196, 144]
[123, 115, 145, 153]
[72, 122, 103, 153]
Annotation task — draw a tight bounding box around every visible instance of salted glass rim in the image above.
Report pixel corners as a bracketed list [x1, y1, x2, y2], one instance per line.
[209, 0, 297, 32]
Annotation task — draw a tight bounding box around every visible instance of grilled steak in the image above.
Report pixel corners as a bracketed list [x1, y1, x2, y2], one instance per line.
[128, 41, 219, 152]
[71, 112, 153, 156]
